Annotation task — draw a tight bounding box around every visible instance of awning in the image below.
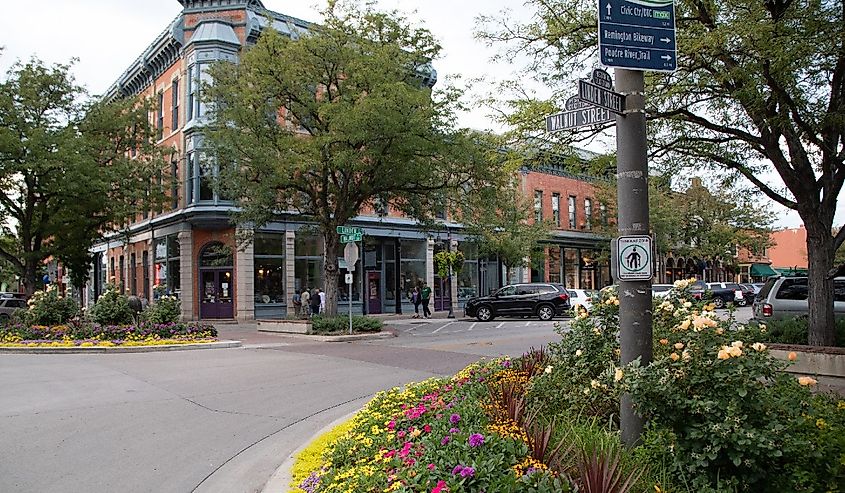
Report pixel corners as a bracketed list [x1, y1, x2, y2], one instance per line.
[750, 263, 779, 278]
[775, 267, 808, 276]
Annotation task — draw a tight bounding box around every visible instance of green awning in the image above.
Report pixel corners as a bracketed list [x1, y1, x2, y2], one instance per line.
[775, 267, 808, 276]
[750, 263, 779, 278]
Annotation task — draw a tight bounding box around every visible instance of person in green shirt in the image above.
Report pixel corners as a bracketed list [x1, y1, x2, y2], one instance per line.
[421, 283, 432, 318]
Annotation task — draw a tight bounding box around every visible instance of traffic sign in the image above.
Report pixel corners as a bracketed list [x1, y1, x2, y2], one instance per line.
[343, 242, 359, 270]
[341, 233, 362, 243]
[336, 225, 362, 235]
[578, 79, 626, 114]
[345, 273, 353, 284]
[546, 106, 615, 132]
[598, 0, 677, 72]
[616, 236, 653, 280]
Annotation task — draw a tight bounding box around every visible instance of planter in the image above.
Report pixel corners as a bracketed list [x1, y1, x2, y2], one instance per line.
[770, 344, 845, 392]
[257, 319, 312, 334]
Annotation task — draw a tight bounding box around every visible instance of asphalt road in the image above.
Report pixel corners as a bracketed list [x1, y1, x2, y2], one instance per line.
[0, 307, 752, 493]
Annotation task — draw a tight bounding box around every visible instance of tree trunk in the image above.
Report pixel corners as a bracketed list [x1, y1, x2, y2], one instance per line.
[22, 261, 38, 297]
[323, 229, 340, 317]
[806, 227, 836, 346]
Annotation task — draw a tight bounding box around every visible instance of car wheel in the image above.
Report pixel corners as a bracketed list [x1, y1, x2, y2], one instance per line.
[476, 306, 494, 322]
[537, 304, 555, 321]
[713, 297, 726, 309]
[737, 299, 747, 307]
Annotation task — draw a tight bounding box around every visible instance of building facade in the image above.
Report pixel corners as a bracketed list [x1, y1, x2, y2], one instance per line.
[88, 0, 610, 321]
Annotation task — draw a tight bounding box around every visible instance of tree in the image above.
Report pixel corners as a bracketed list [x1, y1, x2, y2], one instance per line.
[478, 0, 845, 345]
[594, 176, 773, 269]
[205, 1, 493, 316]
[0, 58, 165, 295]
[458, 174, 553, 282]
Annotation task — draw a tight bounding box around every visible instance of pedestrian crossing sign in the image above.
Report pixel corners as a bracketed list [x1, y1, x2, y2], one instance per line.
[616, 236, 652, 280]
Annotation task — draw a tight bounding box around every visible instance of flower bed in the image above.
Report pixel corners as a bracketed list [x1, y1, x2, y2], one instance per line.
[292, 355, 647, 493]
[0, 321, 217, 347]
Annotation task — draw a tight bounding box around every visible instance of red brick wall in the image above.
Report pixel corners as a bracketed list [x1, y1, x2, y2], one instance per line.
[769, 226, 808, 269]
[522, 172, 601, 231]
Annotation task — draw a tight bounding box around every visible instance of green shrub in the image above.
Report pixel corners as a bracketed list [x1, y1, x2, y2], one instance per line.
[88, 285, 133, 325]
[754, 317, 845, 346]
[310, 315, 382, 334]
[143, 295, 181, 324]
[19, 286, 79, 325]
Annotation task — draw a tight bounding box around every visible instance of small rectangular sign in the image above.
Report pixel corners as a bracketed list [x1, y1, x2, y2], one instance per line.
[578, 79, 626, 114]
[616, 235, 653, 280]
[345, 273, 353, 284]
[341, 233, 362, 243]
[336, 225, 363, 235]
[546, 107, 615, 132]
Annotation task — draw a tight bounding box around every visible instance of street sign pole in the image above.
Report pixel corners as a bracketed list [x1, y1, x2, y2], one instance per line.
[615, 68, 652, 447]
[344, 241, 359, 335]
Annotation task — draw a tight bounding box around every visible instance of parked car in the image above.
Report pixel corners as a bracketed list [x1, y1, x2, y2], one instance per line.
[464, 283, 571, 321]
[567, 289, 596, 313]
[0, 296, 27, 321]
[738, 283, 757, 305]
[706, 282, 745, 308]
[651, 284, 672, 298]
[753, 276, 845, 321]
[751, 283, 765, 295]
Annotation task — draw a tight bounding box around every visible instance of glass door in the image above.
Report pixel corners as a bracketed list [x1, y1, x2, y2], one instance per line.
[199, 269, 234, 319]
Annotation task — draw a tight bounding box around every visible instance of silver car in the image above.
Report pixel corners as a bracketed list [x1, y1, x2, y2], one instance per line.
[0, 297, 27, 322]
[752, 276, 845, 321]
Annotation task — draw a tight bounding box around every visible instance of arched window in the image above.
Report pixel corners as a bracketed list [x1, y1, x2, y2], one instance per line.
[199, 241, 233, 267]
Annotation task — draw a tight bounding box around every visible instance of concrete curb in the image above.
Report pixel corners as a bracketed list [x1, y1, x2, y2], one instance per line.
[261, 411, 358, 493]
[256, 330, 396, 343]
[0, 340, 242, 354]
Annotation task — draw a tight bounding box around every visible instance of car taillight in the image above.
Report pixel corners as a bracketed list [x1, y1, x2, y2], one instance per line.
[762, 304, 772, 317]
[558, 293, 569, 301]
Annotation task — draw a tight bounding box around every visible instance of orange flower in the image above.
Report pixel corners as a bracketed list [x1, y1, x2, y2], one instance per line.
[788, 352, 798, 361]
[797, 376, 817, 386]
[659, 338, 669, 345]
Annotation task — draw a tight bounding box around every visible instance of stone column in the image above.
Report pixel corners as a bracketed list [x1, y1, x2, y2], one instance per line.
[236, 229, 255, 322]
[178, 230, 194, 321]
[426, 238, 435, 290]
[285, 230, 296, 315]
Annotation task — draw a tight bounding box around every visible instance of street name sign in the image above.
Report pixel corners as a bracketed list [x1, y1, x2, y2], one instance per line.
[578, 79, 626, 114]
[336, 225, 362, 235]
[599, 0, 677, 72]
[341, 233, 362, 243]
[592, 68, 614, 89]
[546, 106, 615, 132]
[616, 235, 653, 280]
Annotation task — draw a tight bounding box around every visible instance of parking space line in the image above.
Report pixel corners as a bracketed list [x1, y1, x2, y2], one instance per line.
[431, 321, 456, 334]
[495, 322, 504, 329]
[468, 322, 477, 331]
[525, 321, 531, 326]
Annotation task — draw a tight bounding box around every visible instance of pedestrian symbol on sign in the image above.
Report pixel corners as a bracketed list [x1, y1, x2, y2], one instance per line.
[615, 236, 653, 280]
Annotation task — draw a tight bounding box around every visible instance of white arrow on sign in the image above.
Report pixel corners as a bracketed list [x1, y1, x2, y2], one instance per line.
[605, 3, 611, 15]
[661, 55, 672, 61]
[660, 37, 671, 43]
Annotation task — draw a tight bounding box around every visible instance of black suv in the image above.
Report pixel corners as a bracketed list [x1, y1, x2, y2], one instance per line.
[464, 283, 571, 321]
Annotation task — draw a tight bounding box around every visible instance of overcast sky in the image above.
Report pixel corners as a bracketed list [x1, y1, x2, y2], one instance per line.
[0, 0, 833, 230]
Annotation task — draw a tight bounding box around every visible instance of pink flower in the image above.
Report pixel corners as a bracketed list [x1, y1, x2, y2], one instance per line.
[387, 420, 396, 430]
[399, 442, 413, 458]
[432, 480, 448, 493]
[441, 436, 451, 445]
[423, 424, 432, 433]
[427, 463, 436, 471]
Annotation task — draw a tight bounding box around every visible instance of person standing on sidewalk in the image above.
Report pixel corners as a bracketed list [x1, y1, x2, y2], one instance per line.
[421, 282, 432, 318]
[410, 286, 421, 318]
[300, 287, 311, 318]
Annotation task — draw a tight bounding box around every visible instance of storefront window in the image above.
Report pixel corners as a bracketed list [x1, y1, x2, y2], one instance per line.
[549, 246, 561, 283]
[458, 242, 479, 303]
[564, 248, 578, 288]
[154, 235, 180, 298]
[295, 234, 323, 293]
[580, 249, 597, 289]
[400, 239, 426, 298]
[255, 233, 285, 310]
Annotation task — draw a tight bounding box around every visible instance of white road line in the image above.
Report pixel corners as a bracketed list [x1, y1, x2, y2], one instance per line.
[431, 321, 456, 334]
[495, 322, 505, 329]
[525, 321, 531, 326]
[468, 322, 477, 331]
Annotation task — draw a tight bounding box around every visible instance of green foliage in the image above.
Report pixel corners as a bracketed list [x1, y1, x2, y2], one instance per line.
[309, 315, 382, 334]
[204, 1, 496, 316]
[754, 317, 845, 347]
[433, 250, 465, 278]
[143, 295, 181, 324]
[18, 286, 78, 325]
[87, 286, 133, 325]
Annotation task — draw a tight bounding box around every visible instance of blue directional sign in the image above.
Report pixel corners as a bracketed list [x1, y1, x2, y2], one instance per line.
[599, 0, 677, 72]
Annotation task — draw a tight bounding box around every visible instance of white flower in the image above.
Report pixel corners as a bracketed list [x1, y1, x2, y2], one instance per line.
[575, 349, 583, 357]
[544, 365, 553, 374]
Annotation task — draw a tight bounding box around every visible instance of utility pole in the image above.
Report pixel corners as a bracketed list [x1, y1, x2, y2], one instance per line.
[615, 68, 652, 447]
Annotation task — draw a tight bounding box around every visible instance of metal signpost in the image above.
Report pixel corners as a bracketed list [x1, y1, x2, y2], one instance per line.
[343, 241, 359, 335]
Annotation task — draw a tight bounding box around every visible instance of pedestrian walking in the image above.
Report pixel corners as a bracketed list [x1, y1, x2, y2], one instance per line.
[301, 287, 311, 318]
[310, 288, 321, 316]
[421, 282, 432, 318]
[410, 286, 421, 318]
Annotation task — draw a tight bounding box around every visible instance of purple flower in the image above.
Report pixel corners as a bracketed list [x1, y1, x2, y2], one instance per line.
[468, 433, 485, 447]
[461, 466, 475, 477]
[449, 427, 460, 434]
[449, 413, 461, 424]
[452, 465, 463, 475]
[441, 436, 451, 445]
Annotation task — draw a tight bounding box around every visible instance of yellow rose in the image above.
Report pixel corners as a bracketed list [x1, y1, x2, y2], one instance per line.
[797, 376, 817, 386]
[751, 342, 767, 352]
[679, 319, 691, 330]
[659, 338, 669, 345]
[590, 379, 600, 389]
[674, 342, 684, 350]
[682, 350, 691, 361]
[728, 346, 743, 357]
[731, 340, 743, 348]
[717, 347, 731, 360]
[614, 368, 624, 382]
[669, 352, 680, 361]
[575, 349, 583, 357]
